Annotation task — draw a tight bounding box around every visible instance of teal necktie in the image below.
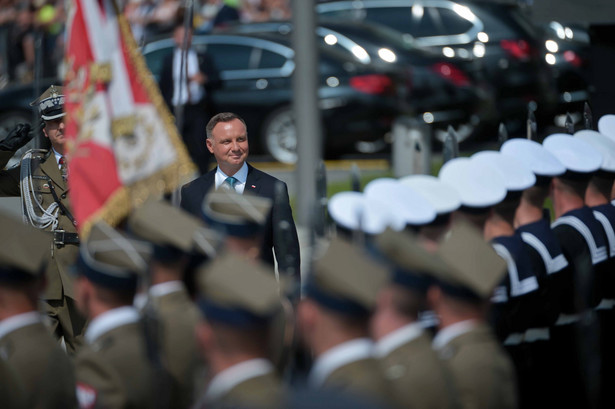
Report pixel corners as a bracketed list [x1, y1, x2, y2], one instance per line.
[224, 176, 238, 191]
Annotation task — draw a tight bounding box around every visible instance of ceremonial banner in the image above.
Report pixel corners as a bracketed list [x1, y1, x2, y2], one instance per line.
[64, 0, 195, 237]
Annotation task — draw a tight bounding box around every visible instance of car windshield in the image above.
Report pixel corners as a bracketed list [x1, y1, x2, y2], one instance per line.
[323, 21, 418, 52]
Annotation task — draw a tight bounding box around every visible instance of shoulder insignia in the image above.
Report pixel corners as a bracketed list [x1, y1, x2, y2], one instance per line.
[76, 382, 97, 409]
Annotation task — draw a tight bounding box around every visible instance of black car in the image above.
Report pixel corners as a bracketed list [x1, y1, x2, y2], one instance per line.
[217, 19, 497, 142]
[143, 32, 410, 163]
[317, 0, 562, 134]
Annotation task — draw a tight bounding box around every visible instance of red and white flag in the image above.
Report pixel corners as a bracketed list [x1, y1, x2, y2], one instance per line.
[64, 0, 195, 237]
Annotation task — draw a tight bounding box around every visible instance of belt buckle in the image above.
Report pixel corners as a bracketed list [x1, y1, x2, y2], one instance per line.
[54, 229, 65, 248]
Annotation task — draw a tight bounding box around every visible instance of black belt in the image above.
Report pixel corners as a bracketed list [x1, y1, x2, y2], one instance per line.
[53, 230, 80, 248]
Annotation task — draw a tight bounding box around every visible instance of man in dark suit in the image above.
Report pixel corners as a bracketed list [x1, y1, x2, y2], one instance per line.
[158, 17, 219, 174]
[180, 112, 300, 280]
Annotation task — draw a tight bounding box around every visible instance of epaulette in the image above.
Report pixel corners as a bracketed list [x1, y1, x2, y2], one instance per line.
[21, 148, 49, 162]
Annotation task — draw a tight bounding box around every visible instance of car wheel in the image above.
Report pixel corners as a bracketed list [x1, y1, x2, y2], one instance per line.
[0, 110, 35, 168]
[261, 106, 298, 164]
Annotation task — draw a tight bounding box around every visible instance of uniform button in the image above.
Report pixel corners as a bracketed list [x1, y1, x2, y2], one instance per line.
[61, 193, 67, 199]
[37, 195, 43, 202]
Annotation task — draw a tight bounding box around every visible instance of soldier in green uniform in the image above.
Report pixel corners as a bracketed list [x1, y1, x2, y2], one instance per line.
[128, 200, 220, 409]
[298, 238, 392, 406]
[0, 85, 85, 354]
[0, 210, 76, 409]
[73, 221, 159, 409]
[373, 229, 457, 409]
[427, 221, 518, 409]
[193, 252, 286, 409]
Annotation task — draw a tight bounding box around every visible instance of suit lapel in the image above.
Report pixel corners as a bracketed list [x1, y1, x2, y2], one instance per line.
[244, 164, 261, 195]
[40, 155, 66, 192]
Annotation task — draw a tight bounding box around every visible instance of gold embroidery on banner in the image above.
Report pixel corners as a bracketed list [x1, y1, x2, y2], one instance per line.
[90, 62, 112, 83]
[111, 115, 137, 140]
[78, 1, 196, 239]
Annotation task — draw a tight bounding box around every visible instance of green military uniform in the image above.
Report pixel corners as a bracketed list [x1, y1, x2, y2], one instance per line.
[74, 222, 161, 409]
[426, 221, 518, 409]
[0, 314, 77, 409]
[374, 228, 458, 409]
[0, 86, 85, 353]
[0, 210, 77, 409]
[434, 322, 517, 409]
[194, 253, 286, 409]
[305, 238, 392, 405]
[129, 201, 218, 408]
[76, 313, 157, 409]
[377, 326, 457, 409]
[0, 356, 26, 409]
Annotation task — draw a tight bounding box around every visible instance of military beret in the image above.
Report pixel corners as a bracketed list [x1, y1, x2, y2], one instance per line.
[306, 237, 388, 316]
[196, 251, 281, 327]
[0, 211, 49, 282]
[77, 221, 150, 291]
[202, 189, 272, 238]
[30, 85, 65, 121]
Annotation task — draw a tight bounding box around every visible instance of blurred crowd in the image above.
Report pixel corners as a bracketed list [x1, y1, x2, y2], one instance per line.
[0, 0, 294, 85]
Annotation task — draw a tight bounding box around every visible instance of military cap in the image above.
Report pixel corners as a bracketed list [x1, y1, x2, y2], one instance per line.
[574, 130, 615, 173]
[472, 151, 536, 192]
[0, 211, 49, 282]
[364, 178, 436, 226]
[438, 157, 507, 210]
[306, 237, 388, 315]
[30, 85, 65, 121]
[399, 175, 461, 216]
[328, 191, 405, 235]
[543, 133, 602, 175]
[202, 189, 272, 238]
[434, 220, 507, 300]
[376, 229, 446, 293]
[77, 221, 150, 290]
[500, 138, 565, 178]
[598, 114, 615, 140]
[196, 252, 281, 326]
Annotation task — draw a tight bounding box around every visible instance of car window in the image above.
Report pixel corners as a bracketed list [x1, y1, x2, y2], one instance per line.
[364, 6, 438, 38]
[437, 7, 474, 35]
[144, 48, 170, 78]
[258, 49, 287, 69]
[203, 44, 254, 70]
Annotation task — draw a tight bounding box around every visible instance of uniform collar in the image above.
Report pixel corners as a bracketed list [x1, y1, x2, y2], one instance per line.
[205, 358, 274, 402]
[52, 147, 63, 167]
[0, 311, 41, 340]
[85, 306, 140, 343]
[149, 280, 185, 298]
[432, 319, 478, 350]
[309, 337, 374, 388]
[374, 322, 424, 358]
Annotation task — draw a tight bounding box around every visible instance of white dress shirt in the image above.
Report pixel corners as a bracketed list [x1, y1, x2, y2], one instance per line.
[374, 322, 424, 358]
[85, 306, 140, 344]
[214, 162, 248, 194]
[309, 338, 375, 388]
[432, 319, 478, 351]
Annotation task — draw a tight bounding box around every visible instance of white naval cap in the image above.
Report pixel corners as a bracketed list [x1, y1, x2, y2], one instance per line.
[543, 133, 603, 174]
[472, 150, 536, 192]
[598, 114, 615, 140]
[574, 130, 615, 173]
[328, 191, 406, 235]
[398, 174, 461, 215]
[364, 178, 436, 226]
[438, 157, 507, 209]
[500, 138, 566, 177]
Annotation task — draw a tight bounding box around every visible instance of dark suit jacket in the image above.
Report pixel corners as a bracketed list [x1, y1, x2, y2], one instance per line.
[158, 47, 220, 114]
[180, 163, 301, 279]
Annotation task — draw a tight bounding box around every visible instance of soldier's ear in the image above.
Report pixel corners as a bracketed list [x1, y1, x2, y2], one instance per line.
[426, 286, 441, 311]
[195, 320, 214, 353]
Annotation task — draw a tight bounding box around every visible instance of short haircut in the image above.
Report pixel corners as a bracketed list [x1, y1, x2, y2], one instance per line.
[391, 285, 425, 320]
[206, 112, 247, 139]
